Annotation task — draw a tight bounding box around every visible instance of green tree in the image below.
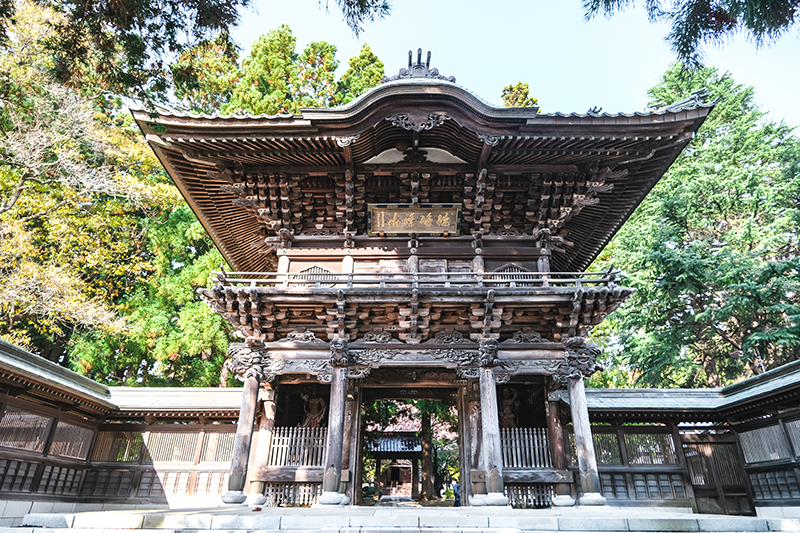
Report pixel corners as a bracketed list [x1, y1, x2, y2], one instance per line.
[223, 24, 299, 115]
[222, 25, 384, 115]
[68, 207, 232, 385]
[584, 0, 800, 66]
[591, 63, 800, 388]
[337, 43, 385, 105]
[501, 82, 539, 108]
[0, 3, 235, 384]
[0, 0, 389, 101]
[172, 33, 240, 114]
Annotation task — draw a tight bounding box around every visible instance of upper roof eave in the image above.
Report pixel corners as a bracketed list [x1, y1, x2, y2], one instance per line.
[132, 79, 714, 135]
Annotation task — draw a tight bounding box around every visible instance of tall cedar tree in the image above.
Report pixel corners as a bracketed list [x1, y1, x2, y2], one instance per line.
[589, 64, 800, 389]
[222, 27, 384, 115]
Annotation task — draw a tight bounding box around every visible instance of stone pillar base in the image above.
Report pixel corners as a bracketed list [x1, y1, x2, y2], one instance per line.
[221, 490, 247, 504]
[316, 491, 345, 505]
[244, 493, 267, 506]
[578, 492, 606, 506]
[551, 494, 576, 507]
[470, 492, 508, 506]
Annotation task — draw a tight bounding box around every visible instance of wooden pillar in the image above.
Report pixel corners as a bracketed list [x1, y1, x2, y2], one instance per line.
[222, 371, 260, 504]
[477, 367, 508, 505]
[547, 397, 575, 506]
[375, 458, 383, 499]
[346, 384, 362, 504]
[245, 385, 276, 505]
[421, 410, 434, 499]
[567, 376, 605, 505]
[411, 457, 420, 499]
[319, 365, 348, 504]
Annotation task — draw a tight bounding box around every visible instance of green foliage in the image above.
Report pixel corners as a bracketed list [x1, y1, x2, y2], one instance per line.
[67, 206, 234, 385]
[172, 33, 240, 114]
[45, 0, 250, 100]
[327, 0, 391, 37]
[592, 63, 800, 388]
[0, 3, 234, 383]
[2, 11, 389, 386]
[0, 0, 390, 101]
[501, 82, 539, 108]
[337, 44, 385, 105]
[222, 25, 383, 115]
[583, 0, 800, 66]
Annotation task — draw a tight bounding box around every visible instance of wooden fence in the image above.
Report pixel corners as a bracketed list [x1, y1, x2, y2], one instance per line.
[267, 427, 327, 467]
[500, 427, 552, 468]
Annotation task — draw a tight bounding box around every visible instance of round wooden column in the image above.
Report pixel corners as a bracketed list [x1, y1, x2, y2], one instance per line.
[318, 364, 349, 505]
[567, 375, 605, 505]
[222, 370, 260, 504]
[476, 366, 509, 506]
[245, 386, 276, 505]
[547, 397, 575, 506]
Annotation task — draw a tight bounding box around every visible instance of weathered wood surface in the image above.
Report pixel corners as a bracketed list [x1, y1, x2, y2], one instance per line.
[568, 376, 602, 496]
[479, 367, 504, 484]
[500, 427, 552, 468]
[267, 426, 326, 467]
[323, 366, 347, 492]
[502, 468, 571, 483]
[547, 398, 574, 501]
[251, 466, 324, 482]
[227, 373, 259, 493]
[201, 270, 632, 345]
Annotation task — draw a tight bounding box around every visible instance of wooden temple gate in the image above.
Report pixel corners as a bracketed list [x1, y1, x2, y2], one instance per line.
[132, 50, 714, 507]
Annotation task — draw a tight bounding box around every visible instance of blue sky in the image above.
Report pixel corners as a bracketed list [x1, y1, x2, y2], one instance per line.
[232, 0, 800, 126]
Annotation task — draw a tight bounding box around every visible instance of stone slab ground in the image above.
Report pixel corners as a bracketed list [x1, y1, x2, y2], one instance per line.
[7, 507, 800, 533]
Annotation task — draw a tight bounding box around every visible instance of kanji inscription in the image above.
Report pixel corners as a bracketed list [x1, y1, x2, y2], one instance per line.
[368, 204, 461, 236]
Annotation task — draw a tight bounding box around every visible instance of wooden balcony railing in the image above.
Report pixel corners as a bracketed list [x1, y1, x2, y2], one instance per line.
[214, 270, 619, 291]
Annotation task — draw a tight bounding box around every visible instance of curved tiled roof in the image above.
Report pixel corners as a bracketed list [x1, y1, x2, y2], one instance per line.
[133, 75, 713, 273]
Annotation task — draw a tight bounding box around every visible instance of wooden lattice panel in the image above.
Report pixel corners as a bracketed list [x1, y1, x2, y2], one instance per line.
[505, 483, 553, 508]
[268, 427, 327, 467]
[262, 482, 321, 506]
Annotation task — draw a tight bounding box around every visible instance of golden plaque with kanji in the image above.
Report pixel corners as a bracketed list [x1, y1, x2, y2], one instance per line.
[367, 204, 461, 236]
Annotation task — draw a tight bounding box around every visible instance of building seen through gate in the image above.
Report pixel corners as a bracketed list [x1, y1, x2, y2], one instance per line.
[5, 51, 800, 520]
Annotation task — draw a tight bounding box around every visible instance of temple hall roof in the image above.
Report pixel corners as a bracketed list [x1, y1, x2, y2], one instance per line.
[133, 59, 713, 273]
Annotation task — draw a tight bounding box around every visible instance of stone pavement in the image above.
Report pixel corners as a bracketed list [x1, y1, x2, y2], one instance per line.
[374, 496, 420, 507]
[11, 505, 800, 533]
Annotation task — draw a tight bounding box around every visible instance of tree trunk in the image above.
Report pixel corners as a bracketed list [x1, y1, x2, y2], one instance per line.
[702, 354, 721, 387]
[421, 411, 435, 500]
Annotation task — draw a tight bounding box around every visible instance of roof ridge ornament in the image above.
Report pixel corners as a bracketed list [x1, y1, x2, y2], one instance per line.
[381, 48, 456, 84]
[650, 87, 717, 113]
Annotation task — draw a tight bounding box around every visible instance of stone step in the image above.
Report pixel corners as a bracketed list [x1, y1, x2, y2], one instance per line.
[12, 511, 800, 533]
